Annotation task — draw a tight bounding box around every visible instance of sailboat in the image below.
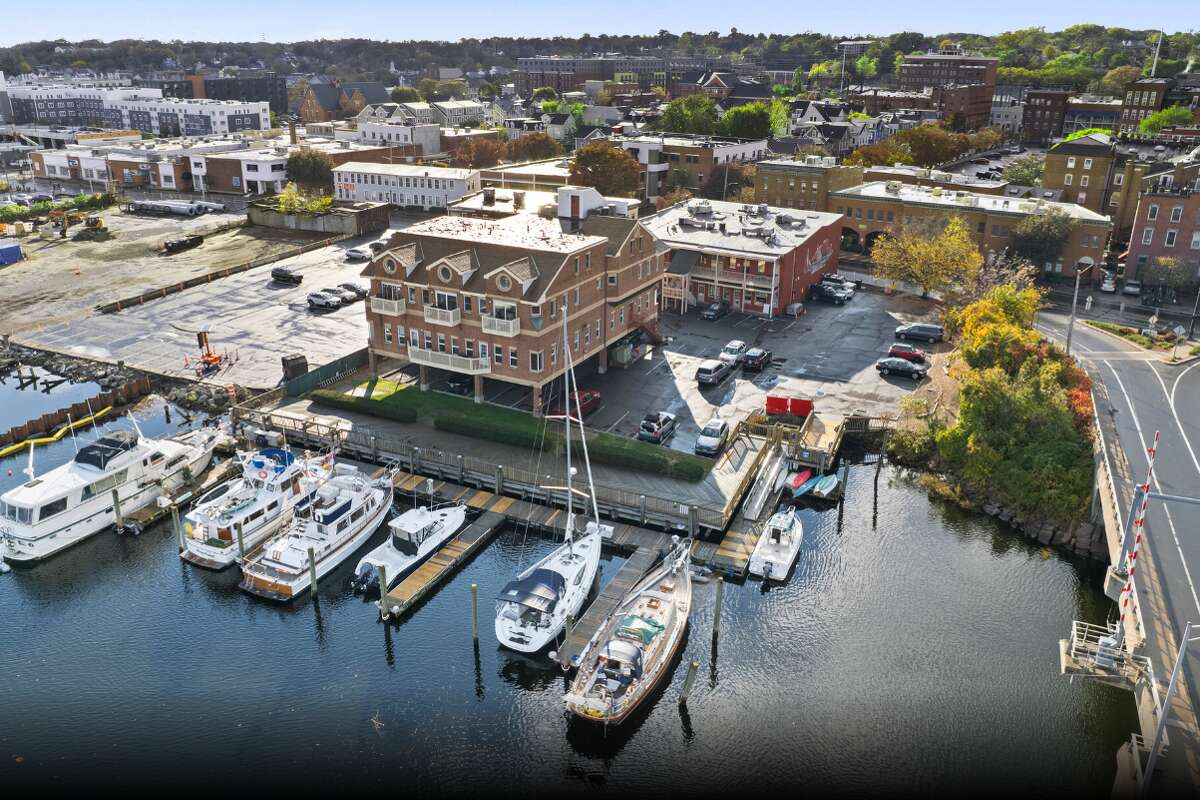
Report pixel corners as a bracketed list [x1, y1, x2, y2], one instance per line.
[563, 535, 693, 725]
[0, 418, 219, 564]
[494, 312, 609, 654]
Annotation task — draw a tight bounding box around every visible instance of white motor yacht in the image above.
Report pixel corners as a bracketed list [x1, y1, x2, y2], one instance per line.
[748, 506, 803, 580]
[180, 447, 333, 570]
[239, 463, 392, 601]
[494, 313, 608, 654]
[0, 425, 219, 564]
[352, 502, 467, 595]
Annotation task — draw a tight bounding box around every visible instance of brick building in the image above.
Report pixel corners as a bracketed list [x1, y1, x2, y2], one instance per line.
[1022, 90, 1071, 144]
[754, 156, 864, 211]
[361, 186, 658, 410]
[615, 134, 769, 200]
[1125, 183, 1200, 280]
[1040, 132, 1116, 213]
[642, 198, 843, 316]
[298, 81, 390, 124]
[897, 50, 998, 95]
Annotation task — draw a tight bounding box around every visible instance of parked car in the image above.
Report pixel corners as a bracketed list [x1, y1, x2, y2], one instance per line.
[719, 339, 749, 364]
[271, 266, 303, 285]
[741, 347, 773, 372]
[307, 291, 342, 309]
[1100, 277, 1117, 293]
[888, 342, 927, 363]
[876, 357, 929, 381]
[344, 246, 373, 261]
[549, 389, 602, 417]
[1121, 280, 1143, 297]
[971, 158, 990, 165]
[821, 274, 857, 293]
[695, 358, 734, 386]
[637, 411, 677, 444]
[812, 283, 852, 305]
[701, 301, 732, 321]
[29, 192, 53, 203]
[694, 419, 731, 457]
[445, 374, 473, 396]
[894, 322, 944, 343]
[163, 234, 203, 254]
[339, 282, 368, 300]
[323, 286, 358, 304]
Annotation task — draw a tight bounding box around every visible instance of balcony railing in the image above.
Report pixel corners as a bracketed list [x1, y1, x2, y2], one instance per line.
[369, 296, 406, 316]
[481, 315, 520, 337]
[423, 305, 461, 326]
[407, 348, 490, 374]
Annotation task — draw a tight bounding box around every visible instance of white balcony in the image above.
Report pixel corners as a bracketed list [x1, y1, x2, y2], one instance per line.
[369, 296, 406, 316]
[423, 305, 461, 326]
[407, 347, 491, 375]
[481, 315, 520, 337]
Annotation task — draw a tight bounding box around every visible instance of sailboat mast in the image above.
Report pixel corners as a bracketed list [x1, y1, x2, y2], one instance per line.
[568, 349, 601, 524]
[561, 310, 573, 543]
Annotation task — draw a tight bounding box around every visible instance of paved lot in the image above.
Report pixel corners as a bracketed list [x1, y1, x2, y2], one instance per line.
[941, 145, 1048, 182]
[420, 289, 942, 457]
[0, 207, 324, 333]
[18, 227, 412, 390]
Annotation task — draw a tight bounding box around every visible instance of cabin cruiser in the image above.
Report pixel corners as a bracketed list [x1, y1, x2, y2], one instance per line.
[239, 463, 392, 601]
[180, 447, 333, 570]
[351, 502, 467, 595]
[748, 506, 803, 580]
[0, 426, 219, 564]
[495, 313, 608, 653]
[564, 536, 693, 725]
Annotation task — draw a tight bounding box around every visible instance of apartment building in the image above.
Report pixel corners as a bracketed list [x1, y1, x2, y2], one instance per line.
[755, 156, 864, 212]
[430, 100, 486, 126]
[643, 198, 842, 315]
[1021, 90, 1071, 144]
[357, 120, 442, 155]
[6, 84, 270, 135]
[830, 181, 1113, 279]
[1041, 132, 1117, 214]
[897, 49, 998, 95]
[135, 70, 288, 113]
[360, 185, 659, 410]
[332, 162, 480, 209]
[398, 102, 437, 124]
[198, 138, 413, 194]
[1064, 95, 1122, 137]
[1125, 182, 1200, 280]
[515, 55, 730, 95]
[616, 134, 769, 200]
[1119, 78, 1173, 134]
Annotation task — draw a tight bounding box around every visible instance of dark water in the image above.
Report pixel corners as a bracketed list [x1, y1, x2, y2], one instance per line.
[0, 390, 1137, 793]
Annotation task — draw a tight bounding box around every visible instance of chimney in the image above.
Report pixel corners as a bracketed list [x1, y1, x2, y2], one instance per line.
[288, 117, 297, 145]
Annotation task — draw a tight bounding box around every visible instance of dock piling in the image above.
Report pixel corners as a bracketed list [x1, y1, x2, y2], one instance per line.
[378, 564, 389, 620]
[171, 504, 183, 551]
[235, 521, 245, 559]
[471, 583, 479, 640]
[307, 546, 318, 596]
[494, 465, 504, 494]
[688, 505, 698, 538]
[639, 494, 647, 525]
[111, 489, 123, 532]
[679, 659, 700, 705]
[713, 576, 725, 640]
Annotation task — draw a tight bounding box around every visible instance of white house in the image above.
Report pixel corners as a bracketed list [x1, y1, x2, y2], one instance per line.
[358, 120, 442, 155]
[332, 161, 481, 209]
[431, 100, 485, 127]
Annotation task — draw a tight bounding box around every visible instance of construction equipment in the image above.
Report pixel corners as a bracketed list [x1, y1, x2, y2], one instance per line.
[72, 214, 110, 241]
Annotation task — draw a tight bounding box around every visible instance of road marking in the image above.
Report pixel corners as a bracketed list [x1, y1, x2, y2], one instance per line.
[1105, 359, 1200, 618]
[605, 411, 629, 433]
[1154, 361, 1200, 480]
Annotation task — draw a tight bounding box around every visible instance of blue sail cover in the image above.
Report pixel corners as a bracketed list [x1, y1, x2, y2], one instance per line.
[497, 568, 566, 613]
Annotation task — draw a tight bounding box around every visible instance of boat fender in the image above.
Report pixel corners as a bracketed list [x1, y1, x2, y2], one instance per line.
[257, 470, 269, 480]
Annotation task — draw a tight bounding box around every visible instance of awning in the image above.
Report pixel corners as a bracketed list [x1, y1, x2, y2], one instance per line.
[667, 249, 699, 275]
[497, 568, 565, 613]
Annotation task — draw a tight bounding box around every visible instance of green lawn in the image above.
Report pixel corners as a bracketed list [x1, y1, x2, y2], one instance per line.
[1085, 320, 1176, 351]
[310, 379, 712, 482]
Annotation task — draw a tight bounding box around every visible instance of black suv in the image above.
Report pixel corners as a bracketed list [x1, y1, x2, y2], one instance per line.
[894, 322, 945, 343]
[741, 347, 773, 372]
[271, 266, 303, 285]
[812, 283, 852, 305]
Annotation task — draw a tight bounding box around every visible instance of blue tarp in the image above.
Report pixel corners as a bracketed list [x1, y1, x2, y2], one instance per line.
[0, 242, 23, 266]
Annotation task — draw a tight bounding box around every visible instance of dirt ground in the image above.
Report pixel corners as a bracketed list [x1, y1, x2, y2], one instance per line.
[0, 207, 326, 334]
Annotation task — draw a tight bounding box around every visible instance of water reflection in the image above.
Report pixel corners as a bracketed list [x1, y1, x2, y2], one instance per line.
[498, 649, 559, 692]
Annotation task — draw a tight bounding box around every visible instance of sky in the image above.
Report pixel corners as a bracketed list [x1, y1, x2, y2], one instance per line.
[1, 1, 1189, 47]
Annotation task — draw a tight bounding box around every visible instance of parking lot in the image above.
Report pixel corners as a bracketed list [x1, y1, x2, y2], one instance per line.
[19, 228, 412, 390]
[413, 288, 943, 457]
[942, 145, 1048, 183]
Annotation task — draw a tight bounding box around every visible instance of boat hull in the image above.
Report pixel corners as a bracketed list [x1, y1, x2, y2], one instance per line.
[495, 530, 601, 653]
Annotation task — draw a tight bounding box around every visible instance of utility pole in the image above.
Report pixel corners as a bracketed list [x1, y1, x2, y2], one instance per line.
[1150, 31, 1163, 78]
[1141, 622, 1200, 798]
[1065, 262, 1094, 356]
[1188, 285, 1199, 339]
[839, 46, 847, 96]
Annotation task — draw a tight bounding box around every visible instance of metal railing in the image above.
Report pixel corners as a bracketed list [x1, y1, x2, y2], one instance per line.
[481, 315, 520, 337]
[369, 296, 406, 316]
[424, 305, 461, 326]
[1067, 620, 1152, 683]
[407, 348, 490, 374]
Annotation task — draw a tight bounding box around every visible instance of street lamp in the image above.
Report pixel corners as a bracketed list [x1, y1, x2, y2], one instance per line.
[1065, 261, 1096, 356]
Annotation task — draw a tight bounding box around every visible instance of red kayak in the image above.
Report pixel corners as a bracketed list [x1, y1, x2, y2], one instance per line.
[790, 469, 813, 489]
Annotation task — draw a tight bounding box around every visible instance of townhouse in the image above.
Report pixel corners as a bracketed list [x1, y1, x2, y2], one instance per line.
[1125, 180, 1200, 280]
[616, 134, 769, 200]
[1021, 90, 1071, 144]
[430, 100, 486, 127]
[755, 156, 864, 212]
[298, 80, 389, 123]
[360, 185, 660, 410]
[829, 181, 1113, 279]
[332, 162, 481, 209]
[642, 198, 843, 316]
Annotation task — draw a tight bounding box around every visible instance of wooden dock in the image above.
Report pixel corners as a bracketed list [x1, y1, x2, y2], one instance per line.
[558, 545, 661, 666]
[707, 510, 763, 577]
[119, 456, 239, 534]
[383, 510, 506, 617]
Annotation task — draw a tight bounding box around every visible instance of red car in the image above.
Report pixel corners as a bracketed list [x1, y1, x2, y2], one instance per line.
[549, 389, 602, 417]
[888, 342, 927, 363]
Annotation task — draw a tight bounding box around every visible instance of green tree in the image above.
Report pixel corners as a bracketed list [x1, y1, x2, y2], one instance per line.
[1140, 105, 1197, 135]
[657, 95, 719, 135]
[1010, 209, 1076, 267]
[506, 131, 563, 162]
[531, 86, 558, 101]
[718, 102, 773, 139]
[390, 85, 422, 103]
[1002, 154, 1044, 185]
[569, 141, 641, 198]
[478, 81, 499, 100]
[870, 216, 983, 297]
[846, 139, 914, 167]
[1100, 65, 1142, 95]
[456, 137, 505, 168]
[854, 55, 878, 80]
[285, 148, 335, 190]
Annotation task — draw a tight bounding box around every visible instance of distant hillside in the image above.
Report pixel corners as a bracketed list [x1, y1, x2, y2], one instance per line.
[1, 26, 1194, 92]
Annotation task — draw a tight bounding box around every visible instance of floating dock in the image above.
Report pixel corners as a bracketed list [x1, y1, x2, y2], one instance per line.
[557, 545, 660, 666]
[384, 510, 507, 617]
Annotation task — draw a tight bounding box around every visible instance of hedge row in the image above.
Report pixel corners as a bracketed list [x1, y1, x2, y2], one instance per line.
[0, 192, 117, 224]
[309, 385, 711, 482]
